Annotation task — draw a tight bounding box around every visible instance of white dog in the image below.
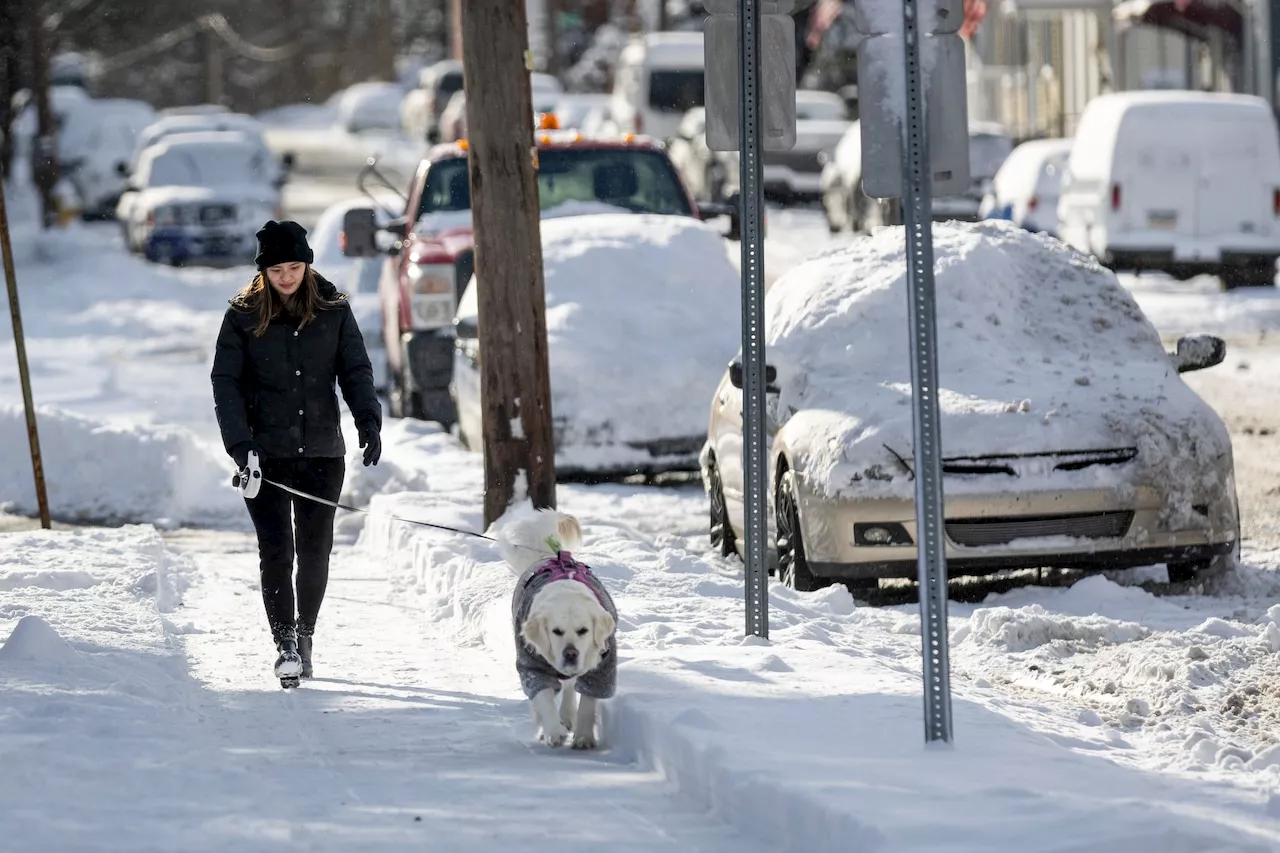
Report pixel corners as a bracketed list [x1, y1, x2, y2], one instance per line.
[500, 509, 617, 749]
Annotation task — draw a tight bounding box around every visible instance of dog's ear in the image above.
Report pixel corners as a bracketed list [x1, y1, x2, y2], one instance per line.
[557, 514, 583, 551]
[592, 607, 616, 644]
[521, 612, 551, 659]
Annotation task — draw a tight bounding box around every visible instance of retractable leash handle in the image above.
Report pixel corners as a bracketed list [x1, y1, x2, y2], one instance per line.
[231, 450, 263, 499]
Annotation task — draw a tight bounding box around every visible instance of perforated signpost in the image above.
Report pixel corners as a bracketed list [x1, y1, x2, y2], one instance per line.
[706, 0, 967, 743]
[704, 0, 810, 643]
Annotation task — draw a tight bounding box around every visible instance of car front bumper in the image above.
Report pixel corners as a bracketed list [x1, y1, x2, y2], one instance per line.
[794, 480, 1238, 580]
[144, 228, 255, 265]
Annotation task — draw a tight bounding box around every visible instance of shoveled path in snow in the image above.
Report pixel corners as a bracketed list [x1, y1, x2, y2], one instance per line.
[162, 529, 760, 853]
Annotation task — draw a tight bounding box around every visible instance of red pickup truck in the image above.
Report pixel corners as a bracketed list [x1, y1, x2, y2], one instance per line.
[341, 129, 740, 429]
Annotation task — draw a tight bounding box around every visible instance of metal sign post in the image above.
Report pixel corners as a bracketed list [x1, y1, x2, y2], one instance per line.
[898, 0, 955, 743]
[0, 181, 52, 530]
[852, 0, 967, 743]
[704, 0, 814, 639]
[734, 0, 770, 640]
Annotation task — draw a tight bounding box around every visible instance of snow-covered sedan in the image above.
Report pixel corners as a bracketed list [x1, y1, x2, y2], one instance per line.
[702, 221, 1239, 591]
[121, 133, 282, 266]
[453, 214, 742, 479]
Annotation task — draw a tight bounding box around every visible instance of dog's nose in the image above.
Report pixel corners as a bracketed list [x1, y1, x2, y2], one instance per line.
[562, 645, 579, 665]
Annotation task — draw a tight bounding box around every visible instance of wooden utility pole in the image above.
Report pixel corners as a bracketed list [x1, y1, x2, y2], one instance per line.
[27, 0, 58, 228]
[0, 181, 52, 529]
[459, 0, 557, 528]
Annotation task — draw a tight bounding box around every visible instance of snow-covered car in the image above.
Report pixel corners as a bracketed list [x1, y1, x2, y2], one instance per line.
[716, 89, 853, 202]
[701, 221, 1238, 591]
[121, 133, 282, 266]
[41, 97, 155, 219]
[862, 123, 1016, 229]
[820, 119, 868, 233]
[128, 113, 274, 176]
[453, 214, 742, 478]
[668, 107, 733, 203]
[334, 82, 406, 134]
[980, 137, 1073, 237]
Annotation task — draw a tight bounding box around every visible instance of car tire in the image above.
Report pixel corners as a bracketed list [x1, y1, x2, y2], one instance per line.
[707, 462, 737, 558]
[775, 469, 828, 592]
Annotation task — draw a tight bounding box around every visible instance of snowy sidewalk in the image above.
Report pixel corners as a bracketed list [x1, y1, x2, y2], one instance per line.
[355, 439, 1280, 853]
[0, 525, 760, 852]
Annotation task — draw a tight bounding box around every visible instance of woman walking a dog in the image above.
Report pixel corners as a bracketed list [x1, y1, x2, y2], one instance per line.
[211, 220, 382, 686]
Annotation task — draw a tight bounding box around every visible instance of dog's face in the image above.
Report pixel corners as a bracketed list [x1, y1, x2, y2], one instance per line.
[521, 581, 615, 678]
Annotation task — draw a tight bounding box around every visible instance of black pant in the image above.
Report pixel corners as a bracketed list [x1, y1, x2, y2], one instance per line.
[244, 457, 346, 643]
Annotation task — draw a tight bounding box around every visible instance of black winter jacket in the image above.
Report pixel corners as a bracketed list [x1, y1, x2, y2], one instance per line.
[211, 274, 381, 460]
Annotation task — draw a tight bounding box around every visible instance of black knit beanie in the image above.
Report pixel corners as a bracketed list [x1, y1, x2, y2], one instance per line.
[255, 220, 315, 271]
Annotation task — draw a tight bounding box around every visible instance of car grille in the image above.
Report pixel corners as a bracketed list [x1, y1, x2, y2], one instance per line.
[200, 204, 236, 225]
[945, 511, 1134, 547]
[624, 436, 705, 458]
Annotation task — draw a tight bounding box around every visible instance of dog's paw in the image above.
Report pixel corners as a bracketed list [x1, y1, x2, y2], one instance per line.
[571, 731, 598, 750]
[539, 724, 569, 747]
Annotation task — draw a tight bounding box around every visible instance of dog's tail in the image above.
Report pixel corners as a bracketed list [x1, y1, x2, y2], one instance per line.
[496, 507, 584, 575]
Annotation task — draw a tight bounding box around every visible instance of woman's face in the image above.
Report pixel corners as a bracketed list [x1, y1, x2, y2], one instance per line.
[265, 262, 306, 297]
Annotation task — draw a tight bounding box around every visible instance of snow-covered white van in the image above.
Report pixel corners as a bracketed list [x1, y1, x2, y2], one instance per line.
[1056, 91, 1280, 289]
[609, 32, 705, 145]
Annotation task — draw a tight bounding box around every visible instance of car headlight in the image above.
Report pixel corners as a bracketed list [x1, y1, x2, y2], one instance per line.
[406, 262, 454, 295]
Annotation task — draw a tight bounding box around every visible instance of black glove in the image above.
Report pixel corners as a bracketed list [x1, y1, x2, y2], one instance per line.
[231, 441, 263, 470]
[357, 421, 381, 467]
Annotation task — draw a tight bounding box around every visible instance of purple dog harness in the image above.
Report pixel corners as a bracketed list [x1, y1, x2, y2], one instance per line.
[527, 551, 608, 609]
[512, 549, 619, 699]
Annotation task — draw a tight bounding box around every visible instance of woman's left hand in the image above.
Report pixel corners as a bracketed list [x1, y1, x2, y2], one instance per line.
[357, 421, 381, 467]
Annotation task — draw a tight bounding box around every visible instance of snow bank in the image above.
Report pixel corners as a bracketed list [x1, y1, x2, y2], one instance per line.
[0, 404, 243, 527]
[767, 221, 1233, 522]
[535, 214, 741, 450]
[0, 526, 201, 840]
[955, 574, 1280, 783]
[360, 444, 1278, 851]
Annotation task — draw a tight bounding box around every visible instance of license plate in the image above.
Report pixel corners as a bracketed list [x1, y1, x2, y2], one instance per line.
[1147, 211, 1178, 229]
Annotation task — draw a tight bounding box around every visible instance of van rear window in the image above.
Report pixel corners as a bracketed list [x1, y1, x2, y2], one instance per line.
[648, 70, 705, 114]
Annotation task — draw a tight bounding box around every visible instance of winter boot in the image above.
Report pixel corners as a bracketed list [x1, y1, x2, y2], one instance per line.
[297, 635, 314, 679]
[274, 629, 303, 686]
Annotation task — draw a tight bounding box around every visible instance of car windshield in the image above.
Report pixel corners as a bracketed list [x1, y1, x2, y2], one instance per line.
[417, 148, 693, 219]
[648, 69, 704, 114]
[145, 146, 267, 188]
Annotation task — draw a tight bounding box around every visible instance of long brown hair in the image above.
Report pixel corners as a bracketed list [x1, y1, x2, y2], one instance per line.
[233, 266, 341, 337]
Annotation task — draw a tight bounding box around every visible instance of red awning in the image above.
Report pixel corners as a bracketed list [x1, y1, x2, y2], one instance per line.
[1113, 0, 1243, 41]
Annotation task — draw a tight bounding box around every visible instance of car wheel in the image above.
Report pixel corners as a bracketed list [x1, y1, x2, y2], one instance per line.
[775, 469, 827, 592]
[707, 461, 737, 558]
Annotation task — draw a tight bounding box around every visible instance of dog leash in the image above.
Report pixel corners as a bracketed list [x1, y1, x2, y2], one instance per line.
[231, 451, 567, 556]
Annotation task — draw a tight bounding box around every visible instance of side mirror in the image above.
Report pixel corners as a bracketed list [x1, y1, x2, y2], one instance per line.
[341, 208, 380, 257]
[455, 316, 478, 339]
[728, 361, 777, 390]
[1171, 334, 1226, 373]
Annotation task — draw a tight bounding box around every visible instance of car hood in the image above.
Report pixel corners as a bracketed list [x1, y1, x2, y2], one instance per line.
[763, 221, 1234, 522]
[136, 184, 279, 209]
